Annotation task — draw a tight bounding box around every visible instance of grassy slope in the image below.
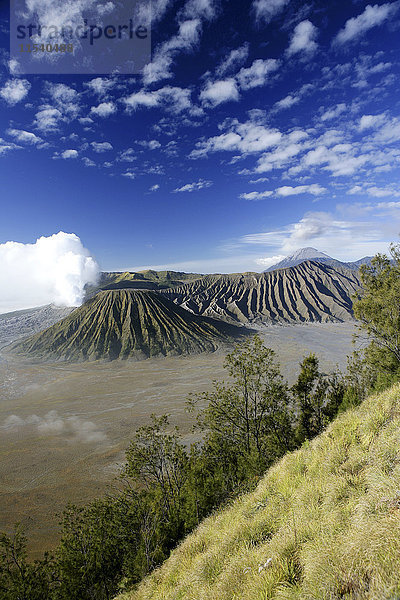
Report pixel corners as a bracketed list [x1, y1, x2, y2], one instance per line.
[119, 384, 400, 600]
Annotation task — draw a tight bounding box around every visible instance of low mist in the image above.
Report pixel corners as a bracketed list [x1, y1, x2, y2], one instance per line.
[0, 232, 100, 314]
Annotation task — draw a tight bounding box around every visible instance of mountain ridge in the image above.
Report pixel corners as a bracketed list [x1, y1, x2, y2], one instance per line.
[9, 290, 249, 362]
[163, 260, 362, 325]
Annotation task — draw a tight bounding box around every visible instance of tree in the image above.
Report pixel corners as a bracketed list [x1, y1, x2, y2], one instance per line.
[292, 354, 345, 443]
[353, 243, 400, 384]
[0, 526, 56, 600]
[189, 335, 294, 483]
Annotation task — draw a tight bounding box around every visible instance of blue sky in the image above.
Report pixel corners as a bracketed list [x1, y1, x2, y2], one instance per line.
[1, 0, 400, 273]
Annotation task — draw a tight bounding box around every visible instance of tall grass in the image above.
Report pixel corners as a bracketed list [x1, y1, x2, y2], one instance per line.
[118, 383, 400, 600]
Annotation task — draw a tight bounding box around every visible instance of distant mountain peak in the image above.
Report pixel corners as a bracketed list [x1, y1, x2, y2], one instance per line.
[265, 248, 332, 272]
[264, 247, 372, 273]
[289, 247, 332, 260]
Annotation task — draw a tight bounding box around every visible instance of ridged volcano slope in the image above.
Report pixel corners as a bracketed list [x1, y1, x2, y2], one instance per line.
[10, 290, 249, 361]
[163, 260, 362, 324]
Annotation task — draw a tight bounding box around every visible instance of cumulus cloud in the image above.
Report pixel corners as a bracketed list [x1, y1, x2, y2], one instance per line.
[85, 77, 116, 96]
[137, 140, 161, 150]
[0, 79, 31, 105]
[91, 141, 113, 152]
[200, 79, 240, 107]
[0, 232, 99, 314]
[253, 0, 290, 24]
[124, 86, 193, 114]
[90, 102, 117, 118]
[61, 149, 78, 159]
[237, 59, 280, 90]
[334, 3, 399, 45]
[287, 20, 318, 57]
[7, 129, 42, 145]
[358, 113, 387, 131]
[34, 106, 64, 132]
[174, 179, 213, 192]
[2, 410, 107, 444]
[321, 103, 347, 122]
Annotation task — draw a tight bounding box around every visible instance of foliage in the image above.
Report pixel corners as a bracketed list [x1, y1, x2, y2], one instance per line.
[119, 383, 400, 600]
[1, 325, 395, 599]
[189, 335, 294, 484]
[353, 242, 400, 380]
[291, 353, 345, 443]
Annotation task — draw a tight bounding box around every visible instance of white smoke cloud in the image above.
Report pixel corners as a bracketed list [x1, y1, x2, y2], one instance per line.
[2, 410, 107, 444]
[0, 232, 100, 314]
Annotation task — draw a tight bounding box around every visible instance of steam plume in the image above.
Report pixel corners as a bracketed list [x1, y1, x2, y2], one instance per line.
[0, 232, 99, 314]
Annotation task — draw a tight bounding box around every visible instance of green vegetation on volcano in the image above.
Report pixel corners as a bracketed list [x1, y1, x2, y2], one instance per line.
[10, 290, 248, 361]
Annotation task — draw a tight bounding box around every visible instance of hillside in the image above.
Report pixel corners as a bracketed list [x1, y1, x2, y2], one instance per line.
[85, 270, 203, 297]
[9, 290, 248, 361]
[119, 383, 400, 600]
[163, 260, 362, 324]
[0, 304, 75, 349]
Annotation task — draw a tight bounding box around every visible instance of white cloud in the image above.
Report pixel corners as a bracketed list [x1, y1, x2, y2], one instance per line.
[82, 157, 95, 167]
[274, 94, 300, 111]
[124, 86, 193, 114]
[0, 79, 31, 105]
[335, 3, 399, 45]
[0, 138, 19, 155]
[321, 103, 347, 122]
[238, 210, 390, 258]
[216, 44, 249, 77]
[45, 83, 80, 119]
[358, 113, 387, 131]
[276, 184, 327, 196]
[174, 179, 213, 192]
[253, 0, 290, 24]
[2, 410, 107, 444]
[61, 149, 78, 159]
[8, 58, 21, 76]
[91, 141, 113, 152]
[240, 190, 274, 200]
[47, 82, 77, 104]
[34, 106, 64, 132]
[150, 184, 160, 191]
[122, 171, 136, 179]
[90, 101, 117, 118]
[7, 129, 42, 145]
[255, 255, 286, 268]
[137, 140, 161, 150]
[135, 0, 175, 24]
[190, 119, 284, 158]
[142, 0, 218, 86]
[200, 79, 240, 107]
[237, 58, 280, 90]
[0, 232, 99, 314]
[85, 77, 115, 96]
[241, 184, 327, 200]
[287, 20, 318, 57]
